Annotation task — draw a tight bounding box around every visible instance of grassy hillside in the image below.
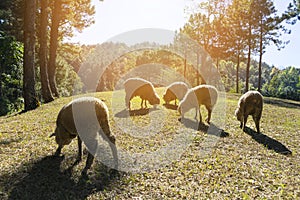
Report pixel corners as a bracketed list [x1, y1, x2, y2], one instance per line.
[0, 88, 299, 199]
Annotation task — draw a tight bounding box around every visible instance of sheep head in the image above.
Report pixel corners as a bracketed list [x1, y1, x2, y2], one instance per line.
[235, 108, 243, 122]
[178, 101, 189, 116]
[50, 126, 75, 147]
[149, 94, 160, 106]
[177, 103, 182, 115]
[163, 91, 172, 104]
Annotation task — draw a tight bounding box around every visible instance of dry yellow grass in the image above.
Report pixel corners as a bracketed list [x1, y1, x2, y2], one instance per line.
[0, 89, 299, 199]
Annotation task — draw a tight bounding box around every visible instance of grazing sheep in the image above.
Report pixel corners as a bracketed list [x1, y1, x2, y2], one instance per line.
[178, 84, 218, 124]
[235, 91, 263, 133]
[163, 82, 189, 106]
[124, 78, 160, 110]
[50, 97, 118, 175]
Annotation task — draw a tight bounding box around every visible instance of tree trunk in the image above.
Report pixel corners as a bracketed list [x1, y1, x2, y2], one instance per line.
[0, 73, 2, 99]
[39, 0, 54, 103]
[23, 0, 39, 111]
[48, 0, 62, 97]
[245, 24, 252, 93]
[258, 20, 263, 92]
[236, 51, 240, 93]
[196, 53, 200, 85]
[183, 57, 187, 80]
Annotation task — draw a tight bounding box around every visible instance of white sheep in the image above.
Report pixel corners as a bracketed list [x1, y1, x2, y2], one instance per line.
[235, 91, 263, 133]
[50, 97, 118, 174]
[163, 82, 189, 106]
[178, 84, 218, 124]
[124, 78, 160, 110]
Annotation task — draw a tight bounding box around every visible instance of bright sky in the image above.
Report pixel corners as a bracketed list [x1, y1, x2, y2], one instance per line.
[69, 0, 300, 69]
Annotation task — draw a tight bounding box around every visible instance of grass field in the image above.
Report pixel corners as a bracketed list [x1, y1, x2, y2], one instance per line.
[0, 88, 299, 199]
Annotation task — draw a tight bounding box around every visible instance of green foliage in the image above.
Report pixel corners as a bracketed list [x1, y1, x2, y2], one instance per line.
[217, 59, 273, 93]
[262, 67, 300, 100]
[0, 0, 24, 41]
[55, 57, 83, 97]
[283, 0, 300, 25]
[55, 43, 84, 96]
[57, 0, 96, 39]
[0, 32, 23, 115]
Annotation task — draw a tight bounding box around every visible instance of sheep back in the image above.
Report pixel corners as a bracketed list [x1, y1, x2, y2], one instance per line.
[163, 82, 188, 104]
[55, 97, 114, 146]
[235, 91, 263, 132]
[180, 84, 218, 110]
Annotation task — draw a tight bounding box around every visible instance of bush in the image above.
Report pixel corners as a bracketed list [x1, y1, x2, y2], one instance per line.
[0, 33, 23, 116]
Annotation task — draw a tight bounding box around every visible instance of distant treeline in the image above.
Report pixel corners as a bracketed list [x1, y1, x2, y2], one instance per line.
[80, 42, 300, 101]
[1, 0, 299, 116]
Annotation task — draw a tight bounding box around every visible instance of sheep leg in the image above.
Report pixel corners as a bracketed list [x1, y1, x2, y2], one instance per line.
[82, 152, 94, 175]
[125, 95, 131, 110]
[144, 99, 147, 108]
[199, 111, 202, 123]
[109, 142, 119, 170]
[77, 136, 82, 161]
[253, 115, 260, 133]
[141, 99, 144, 109]
[195, 107, 202, 123]
[205, 106, 212, 124]
[54, 146, 62, 156]
[243, 115, 248, 130]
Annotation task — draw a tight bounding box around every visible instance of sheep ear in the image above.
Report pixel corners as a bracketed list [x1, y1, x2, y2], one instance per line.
[49, 133, 56, 138]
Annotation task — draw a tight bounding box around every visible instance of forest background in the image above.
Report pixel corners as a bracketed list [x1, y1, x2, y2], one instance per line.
[0, 0, 299, 116]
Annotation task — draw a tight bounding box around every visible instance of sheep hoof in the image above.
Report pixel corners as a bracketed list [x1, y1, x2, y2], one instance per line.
[54, 149, 61, 157]
[75, 156, 82, 163]
[109, 168, 119, 177]
[178, 117, 182, 122]
[81, 171, 88, 179]
[81, 168, 88, 177]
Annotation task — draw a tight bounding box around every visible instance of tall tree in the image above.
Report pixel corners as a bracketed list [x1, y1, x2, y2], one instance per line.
[48, 0, 62, 97]
[23, 0, 39, 111]
[253, 0, 289, 92]
[48, 0, 95, 97]
[244, 0, 258, 93]
[225, 0, 248, 93]
[39, 0, 54, 102]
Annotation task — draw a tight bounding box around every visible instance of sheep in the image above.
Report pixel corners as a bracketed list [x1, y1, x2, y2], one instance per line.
[50, 97, 118, 175]
[124, 78, 160, 110]
[178, 84, 218, 124]
[163, 82, 189, 106]
[235, 91, 263, 133]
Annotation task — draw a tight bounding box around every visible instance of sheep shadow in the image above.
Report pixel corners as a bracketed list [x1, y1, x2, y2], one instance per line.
[5, 155, 121, 200]
[179, 118, 229, 137]
[163, 103, 178, 110]
[264, 98, 300, 109]
[0, 138, 22, 145]
[243, 127, 292, 155]
[114, 108, 159, 118]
